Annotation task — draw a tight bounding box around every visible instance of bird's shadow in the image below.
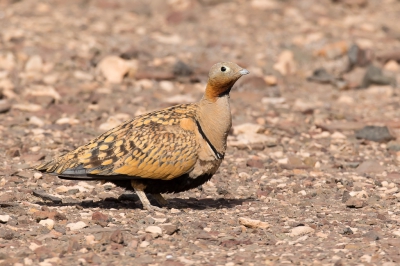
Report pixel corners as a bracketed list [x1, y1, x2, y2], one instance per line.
[34, 194, 254, 211]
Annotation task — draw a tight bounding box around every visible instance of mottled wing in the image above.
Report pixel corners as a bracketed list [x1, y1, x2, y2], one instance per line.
[36, 105, 200, 180]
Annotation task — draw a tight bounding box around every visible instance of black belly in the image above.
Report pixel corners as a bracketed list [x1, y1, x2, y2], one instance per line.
[111, 173, 214, 194]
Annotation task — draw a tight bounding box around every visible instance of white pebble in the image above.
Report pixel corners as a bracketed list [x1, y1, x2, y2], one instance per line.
[39, 219, 55, 230]
[145, 226, 162, 236]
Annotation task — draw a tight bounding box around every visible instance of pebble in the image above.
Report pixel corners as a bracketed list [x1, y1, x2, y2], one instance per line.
[25, 55, 43, 72]
[97, 56, 131, 83]
[66, 221, 88, 231]
[29, 116, 45, 127]
[355, 126, 395, 142]
[238, 217, 269, 229]
[0, 99, 11, 113]
[273, 50, 297, 76]
[13, 103, 42, 112]
[160, 224, 179, 235]
[139, 241, 150, 248]
[0, 215, 10, 223]
[39, 219, 55, 230]
[288, 226, 315, 237]
[92, 211, 109, 222]
[345, 197, 365, 208]
[173, 61, 193, 77]
[170, 208, 181, 214]
[233, 123, 262, 135]
[159, 81, 174, 92]
[145, 226, 162, 236]
[356, 160, 385, 174]
[55, 117, 80, 125]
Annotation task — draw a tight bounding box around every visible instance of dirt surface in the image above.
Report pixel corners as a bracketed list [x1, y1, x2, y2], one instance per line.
[1, 0, 400, 265]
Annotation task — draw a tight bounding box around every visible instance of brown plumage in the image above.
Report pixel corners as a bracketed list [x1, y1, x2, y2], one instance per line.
[35, 62, 249, 211]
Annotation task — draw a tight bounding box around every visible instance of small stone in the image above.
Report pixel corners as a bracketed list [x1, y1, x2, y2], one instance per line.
[340, 227, 354, 235]
[363, 231, 381, 241]
[160, 224, 179, 235]
[355, 126, 395, 142]
[361, 65, 396, 88]
[264, 75, 278, 85]
[139, 241, 150, 248]
[92, 211, 109, 222]
[39, 219, 55, 230]
[233, 123, 262, 135]
[97, 56, 132, 83]
[25, 55, 43, 72]
[110, 230, 124, 244]
[55, 117, 80, 125]
[387, 141, 400, 152]
[0, 215, 10, 223]
[66, 221, 87, 231]
[356, 160, 385, 174]
[0, 228, 14, 240]
[239, 217, 269, 229]
[288, 226, 315, 237]
[0, 100, 11, 113]
[384, 60, 399, 72]
[345, 197, 365, 208]
[173, 61, 193, 77]
[29, 116, 45, 127]
[273, 50, 297, 76]
[13, 103, 42, 112]
[170, 208, 181, 214]
[145, 226, 162, 236]
[331, 132, 346, 139]
[159, 81, 174, 92]
[246, 158, 264, 168]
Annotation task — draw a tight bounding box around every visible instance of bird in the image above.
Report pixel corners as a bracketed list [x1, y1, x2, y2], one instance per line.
[35, 62, 249, 211]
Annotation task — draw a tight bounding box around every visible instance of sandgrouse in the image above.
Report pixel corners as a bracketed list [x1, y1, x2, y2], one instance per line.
[35, 62, 249, 211]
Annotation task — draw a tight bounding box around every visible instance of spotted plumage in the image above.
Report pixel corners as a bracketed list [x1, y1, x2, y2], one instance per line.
[35, 62, 249, 211]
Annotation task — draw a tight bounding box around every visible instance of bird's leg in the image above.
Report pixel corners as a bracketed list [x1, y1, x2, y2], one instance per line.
[131, 181, 165, 212]
[151, 193, 169, 207]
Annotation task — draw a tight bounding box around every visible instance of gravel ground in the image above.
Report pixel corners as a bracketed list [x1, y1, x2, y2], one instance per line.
[1, 0, 400, 265]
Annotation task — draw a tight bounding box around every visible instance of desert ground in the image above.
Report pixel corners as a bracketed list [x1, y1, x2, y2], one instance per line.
[1, 0, 400, 265]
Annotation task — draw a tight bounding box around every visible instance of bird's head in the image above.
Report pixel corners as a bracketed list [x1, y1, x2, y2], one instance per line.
[205, 62, 249, 100]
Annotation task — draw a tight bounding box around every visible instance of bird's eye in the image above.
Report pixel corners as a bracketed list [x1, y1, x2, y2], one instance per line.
[221, 66, 226, 72]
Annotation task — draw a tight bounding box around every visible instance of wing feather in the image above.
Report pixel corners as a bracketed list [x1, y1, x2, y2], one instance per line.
[35, 104, 200, 181]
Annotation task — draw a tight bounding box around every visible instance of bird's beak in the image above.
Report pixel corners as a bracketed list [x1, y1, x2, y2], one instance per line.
[239, 69, 250, 75]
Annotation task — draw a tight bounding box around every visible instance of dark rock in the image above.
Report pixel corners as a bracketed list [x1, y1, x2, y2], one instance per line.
[0, 228, 14, 240]
[173, 61, 193, 77]
[307, 68, 335, 84]
[342, 191, 351, 203]
[347, 44, 372, 70]
[363, 231, 381, 241]
[340, 227, 354, 235]
[361, 65, 396, 88]
[355, 126, 395, 143]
